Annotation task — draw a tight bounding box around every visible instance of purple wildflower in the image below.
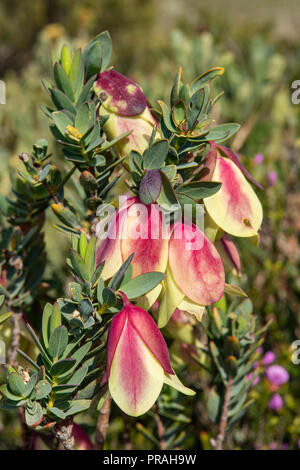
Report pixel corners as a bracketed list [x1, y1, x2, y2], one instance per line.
[265, 365, 289, 386]
[267, 171, 278, 186]
[268, 393, 283, 411]
[262, 351, 276, 366]
[253, 153, 264, 164]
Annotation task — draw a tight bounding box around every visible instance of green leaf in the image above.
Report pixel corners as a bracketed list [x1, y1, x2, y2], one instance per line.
[35, 380, 52, 399]
[157, 170, 179, 211]
[102, 288, 117, 306]
[25, 324, 52, 367]
[51, 358, 77, 377]
[78, 299, 93, 321]
[0, 384, 23, 401]
[0, 311, 12, 325]
[50, 301, 62, 335]
[69, 50, 84, 100]
[109, 254, 134, 291]
[83, 40, 102, 80]
[207, 388, 221, 423]
[170, 67, 182, 107]
[76, 74, 97, 108]
[75, 102, 93, 135]
[190, 67, 224, 93]
[65, 399, 91, 416]
[51, 88, 77, 115]
[120, 272, 165, 299]
[25, 402, 43, 427]
[143, 139, 169, 170]
[188, 86, 209, 129]
[84, 237, 96, 277]
[17, 349, 39, 372]
[8, 373, 26, 396]
[52, 110, 73, 136]
[52, 204, 80, 229]
[23, 374, 38, 398]
[157, 100, 177, 132]
[48, 406, 66, 420]
[57, 342, 92, 383]
[98, 31, 112, 72]
[69, 249, 90, 281]
[176, 181, 222, 200]
[60, 45, 72, 75]
[69, 282, 82, 302]
[48, 326, 68, 360]
[204, 123, 240, 143]
[54, 62, 75, 101]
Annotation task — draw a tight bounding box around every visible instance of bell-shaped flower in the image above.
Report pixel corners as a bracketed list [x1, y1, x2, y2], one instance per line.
[103, 293, 194, 417]
[96, 197, 168, 306]
[158, 222, 225, 327]
[204, 156, 263, 237]
[94, 70, 158, 156]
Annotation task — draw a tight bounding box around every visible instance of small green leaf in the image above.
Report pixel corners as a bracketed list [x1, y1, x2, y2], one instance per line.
[48, 406, 66, 420]
[35, 380, 52, 399]
[120, 272, 165, 299]
[83, 40, 102, 80]
[52, 204, 80, 229]
[69, 50, 84, 100]
[190, 67, 224, 93]
[51, 88, 77, 115]
[23, 374, 38, 398]
[54, 62, 75, 101]
[78, 299, 93, 321]
[51, 358, 77, 377]
[157, 170, 179, 211]
[102, 288, 116, 306]
[25, 402, 43, 427]
[65, 399, 91, 416]
[48, 326, 68, 360]
[50, 301, 62, 335]
[207, 388, 221, 423]
[143, 139, 169, 170]
[0, 311, 12, 325]
[8, 373, 26, 396]
[177, 181, 222, 200]
[0, 384, 23, 401]
[52, 111, 74, 136]
[69, 249, 90, 281]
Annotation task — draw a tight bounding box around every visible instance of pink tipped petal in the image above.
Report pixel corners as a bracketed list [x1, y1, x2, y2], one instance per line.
[121, 201, 168, 278]
[96, 198, 137, 280]
[218, 234, 242, 275]
[109, 315, 164, 416]
[204, 157, 263, 237]
[217, 145, 264, 190]
[169, 223, 225, 305]
[105, 310, 127, 381]
[127, 302, 173, 374]
[94, 70, 146, 116]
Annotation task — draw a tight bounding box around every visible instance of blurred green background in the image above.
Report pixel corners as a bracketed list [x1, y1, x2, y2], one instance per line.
[1, 0, 300, 450]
